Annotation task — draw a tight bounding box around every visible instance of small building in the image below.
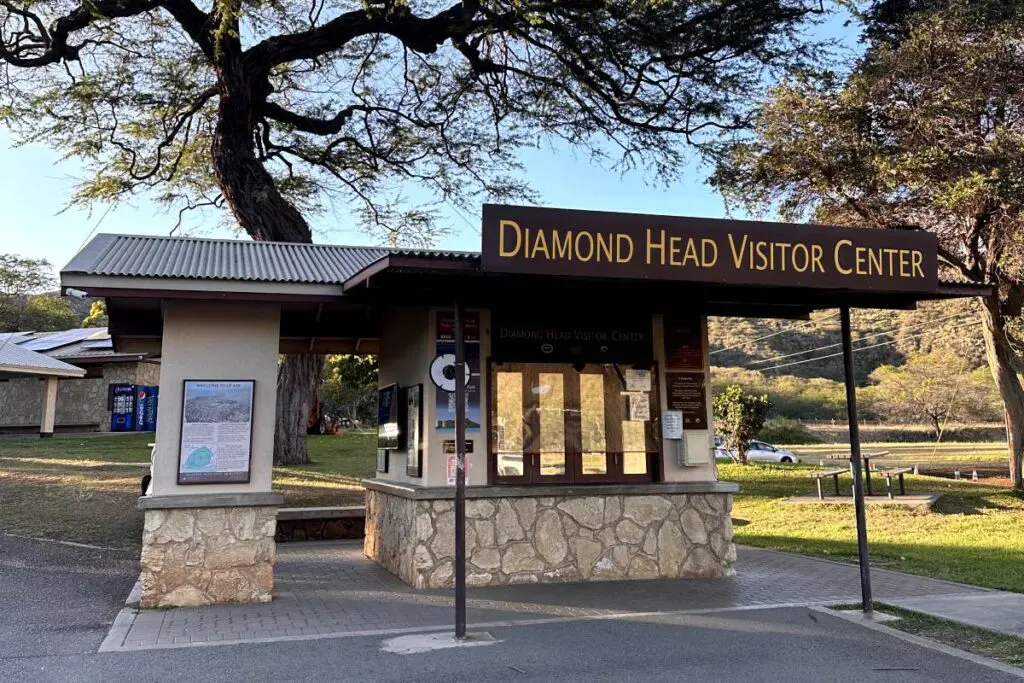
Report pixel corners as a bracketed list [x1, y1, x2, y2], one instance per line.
[0, 340, 86, 436]
[59, 209, 984, 608]
[0, 327, 159, 434]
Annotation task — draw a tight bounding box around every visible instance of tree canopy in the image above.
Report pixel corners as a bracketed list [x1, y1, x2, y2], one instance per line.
[712, 384, 771, 464]
[0, 254, 77, 332]
[1, 0, 827, 244]
[711, 0, 1024, 488]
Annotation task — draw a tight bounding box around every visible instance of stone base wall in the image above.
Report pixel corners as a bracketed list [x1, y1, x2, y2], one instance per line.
[364, 490, 735, 588]
[140, 506, 278, 607]
[276, 516, 364, 542]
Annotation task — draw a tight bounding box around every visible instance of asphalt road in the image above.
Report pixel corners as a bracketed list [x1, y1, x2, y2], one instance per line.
[0, 535, 1020, 682]
[0, 535, 138, 659]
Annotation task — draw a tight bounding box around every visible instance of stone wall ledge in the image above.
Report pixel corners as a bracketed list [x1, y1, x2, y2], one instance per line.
[139, 492, 284, 510]
[362, 479, 739, 500]
[277, 505, 365, 521]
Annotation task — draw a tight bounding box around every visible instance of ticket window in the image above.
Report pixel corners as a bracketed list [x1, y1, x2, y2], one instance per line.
[489, 362, 659, 485]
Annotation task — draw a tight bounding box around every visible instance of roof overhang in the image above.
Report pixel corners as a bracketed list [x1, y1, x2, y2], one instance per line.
[61, 274, 345, 301]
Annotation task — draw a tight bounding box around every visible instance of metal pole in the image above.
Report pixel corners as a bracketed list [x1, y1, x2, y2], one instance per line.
[841, 306, 873, 613]
[453, 303, 467, 639]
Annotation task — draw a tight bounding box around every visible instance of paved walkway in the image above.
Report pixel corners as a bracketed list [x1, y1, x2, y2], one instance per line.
[103, 541, 997, 652]
[891, 593, 1024, 637]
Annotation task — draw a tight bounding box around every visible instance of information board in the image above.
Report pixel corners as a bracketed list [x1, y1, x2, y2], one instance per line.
[665, 372, 708, 430]
[178, 380, 254, 484]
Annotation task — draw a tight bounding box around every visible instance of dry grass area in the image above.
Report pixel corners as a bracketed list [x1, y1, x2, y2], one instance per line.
[0, 432, 376, 550]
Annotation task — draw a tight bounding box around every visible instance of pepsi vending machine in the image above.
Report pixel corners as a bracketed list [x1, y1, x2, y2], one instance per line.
[109, 384, 137, 432]
[135, 385, 159, 432]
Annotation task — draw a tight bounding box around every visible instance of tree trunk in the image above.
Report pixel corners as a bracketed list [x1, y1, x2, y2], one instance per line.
[930, 415, 942, 441]
[208, 51, 321, 465]
[275, 355, 325, 465]
[979, 295, 1024, 491]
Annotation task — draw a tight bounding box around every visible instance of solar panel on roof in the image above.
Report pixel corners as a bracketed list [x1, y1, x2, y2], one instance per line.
[80, 339, 114, 350]
[21, 328, 97, 352]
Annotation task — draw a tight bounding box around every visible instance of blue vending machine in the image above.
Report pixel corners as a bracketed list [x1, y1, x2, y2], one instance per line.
[135, 385, 159, 432]
[110, 384, 137, 432]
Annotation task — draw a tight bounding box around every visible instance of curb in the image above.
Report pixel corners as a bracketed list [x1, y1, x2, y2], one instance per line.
[98, 575, 142, 653]
[813, 606, 1024, 679]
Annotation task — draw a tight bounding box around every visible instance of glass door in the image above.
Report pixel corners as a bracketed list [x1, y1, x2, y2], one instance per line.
[489, 361, 658, 484]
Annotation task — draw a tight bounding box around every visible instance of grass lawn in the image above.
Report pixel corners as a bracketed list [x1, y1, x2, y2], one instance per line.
[0, 432, 376, 550]
[781, 442, 1009, 467]
[831, 603, 1024, 669]
[723, 462, 1024, 593]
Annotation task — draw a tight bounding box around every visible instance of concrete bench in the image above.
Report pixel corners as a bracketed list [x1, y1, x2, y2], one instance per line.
[809, 468, 847, 499]
[275, 506, 366, 542]
[875, 467, 912, 499]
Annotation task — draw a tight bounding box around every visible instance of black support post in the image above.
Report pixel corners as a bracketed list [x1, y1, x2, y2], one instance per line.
[841, 306, 873, 613]
[453, 302, 467, 639]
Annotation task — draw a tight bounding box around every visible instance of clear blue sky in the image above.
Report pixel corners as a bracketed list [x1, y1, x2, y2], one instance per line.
[0, 8, 859, 272]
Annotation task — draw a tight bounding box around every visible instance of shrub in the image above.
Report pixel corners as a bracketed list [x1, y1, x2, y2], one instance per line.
[758, 418, 822, 444]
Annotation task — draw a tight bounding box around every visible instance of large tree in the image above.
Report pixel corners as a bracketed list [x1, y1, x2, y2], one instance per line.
[0, 254, 78, 332]
[712, 0, 1024, 489]
[866, 349, 1001, 438]
[1, 0, 825, 463]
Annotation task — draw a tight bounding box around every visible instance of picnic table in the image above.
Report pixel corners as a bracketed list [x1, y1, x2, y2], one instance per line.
[823, 450, 890, 496]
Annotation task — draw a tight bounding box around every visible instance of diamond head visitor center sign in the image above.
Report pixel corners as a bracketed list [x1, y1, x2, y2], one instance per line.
[482, 205, 937, 292]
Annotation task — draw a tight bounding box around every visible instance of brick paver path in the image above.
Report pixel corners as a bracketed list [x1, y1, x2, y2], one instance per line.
[104, 542, 989, 652]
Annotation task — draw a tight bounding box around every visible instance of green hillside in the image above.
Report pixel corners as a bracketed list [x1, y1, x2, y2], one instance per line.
[708, 298, 986, 384]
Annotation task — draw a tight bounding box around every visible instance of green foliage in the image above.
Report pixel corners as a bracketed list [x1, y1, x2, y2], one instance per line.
[712, 365, 850, 420]
[0, 0, 828, 244]
[0, 254, 77, 332]
[712, 384, 772, 464]
[81, 300, 108, 328]
[757, 417, 822, 444]
[864, 349, 1002, 437]
[709, 298, 985, 384]
[320, 355, 379, 426]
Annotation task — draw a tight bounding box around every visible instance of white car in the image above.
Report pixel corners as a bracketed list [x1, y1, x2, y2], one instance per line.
[714, 437, 800, 464]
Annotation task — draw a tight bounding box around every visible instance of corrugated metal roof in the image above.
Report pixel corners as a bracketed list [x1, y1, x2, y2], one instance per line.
[0, 341, 85, 377]
[64, 234, 394, 284]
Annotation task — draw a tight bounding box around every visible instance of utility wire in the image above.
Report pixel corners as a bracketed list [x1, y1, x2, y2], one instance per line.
[741, 310, 973, 368]
[756, 319, 982, 373]
[710, 311, 840, 356]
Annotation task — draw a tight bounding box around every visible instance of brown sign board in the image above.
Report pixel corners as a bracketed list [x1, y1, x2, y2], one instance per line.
[664, 315, 703, 370]
[481, 205, 938, 292]
[666, 372, 708, 430]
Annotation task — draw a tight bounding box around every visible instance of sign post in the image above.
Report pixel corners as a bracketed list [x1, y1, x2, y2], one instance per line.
[453, 303, 467, 639]
[841, 306, 873, 613]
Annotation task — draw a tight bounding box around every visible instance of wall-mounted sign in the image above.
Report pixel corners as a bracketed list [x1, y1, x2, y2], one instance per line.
[662, 410, 684, 440]
[665, 372, 708, 431]
[435, 312, 481, 432]
[624, 368, 652, 392]
[177, 380, 254, 484]
[403, 384, 423, 478]
[377, 383, 400, 449]
[442, 440, 475, 454]
[492, 311, 652, 364]
[481, 204, 938, 292]
[446, 448, 473, 486]
[664, 315, 704, 370]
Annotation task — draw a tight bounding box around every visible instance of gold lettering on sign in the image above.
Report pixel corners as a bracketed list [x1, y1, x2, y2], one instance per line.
[499, 220, 522, 257]
[617, 234, 634, 263]
[552, 230, 571, 260]
[727, 234, 747, 269]
[596, 233, 613, 262]
[575, 231, 594, 262]
[647, 229, 666, 265]
[835, 239, 853, 275]
[702, 239, 718, 267]
[532, 229, 550, 259]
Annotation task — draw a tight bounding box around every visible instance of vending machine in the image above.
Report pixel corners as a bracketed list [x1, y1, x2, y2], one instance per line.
[109, 384, 137, 432]
[135, 385, 159, 432]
